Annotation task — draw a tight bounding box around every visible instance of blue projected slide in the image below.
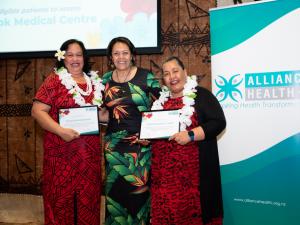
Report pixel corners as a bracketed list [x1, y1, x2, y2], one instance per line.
[0, 0, 159, 57]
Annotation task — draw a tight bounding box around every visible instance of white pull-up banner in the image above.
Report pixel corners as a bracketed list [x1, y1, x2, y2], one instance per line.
[210, 0, 300, 224]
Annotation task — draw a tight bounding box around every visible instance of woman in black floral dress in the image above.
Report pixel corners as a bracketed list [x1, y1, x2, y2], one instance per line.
[102, 37, 160, 225]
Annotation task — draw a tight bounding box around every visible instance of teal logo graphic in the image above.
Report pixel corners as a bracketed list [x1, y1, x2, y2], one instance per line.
[215, 74, 243, 102]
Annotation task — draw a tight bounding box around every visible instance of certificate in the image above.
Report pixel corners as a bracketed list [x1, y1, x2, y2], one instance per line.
[139, 110, 180, 139]
[58, 106, 99, 135]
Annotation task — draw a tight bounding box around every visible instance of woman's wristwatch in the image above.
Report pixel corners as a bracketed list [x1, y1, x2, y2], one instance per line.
[188, 130, 195, 141]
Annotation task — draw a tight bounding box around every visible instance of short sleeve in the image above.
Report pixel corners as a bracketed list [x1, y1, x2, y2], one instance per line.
[146, 72, 161, 100]
[33, 72, 58, 107]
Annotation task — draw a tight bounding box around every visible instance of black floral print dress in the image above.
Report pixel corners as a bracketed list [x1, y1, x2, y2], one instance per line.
[102, 67, 160, 225]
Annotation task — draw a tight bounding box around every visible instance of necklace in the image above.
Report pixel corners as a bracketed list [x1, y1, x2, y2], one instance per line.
[71, 73, 92, 96]
[56, 67, 105, 107]
[115, 67, 131, 83]
[151, 75, 198, 131]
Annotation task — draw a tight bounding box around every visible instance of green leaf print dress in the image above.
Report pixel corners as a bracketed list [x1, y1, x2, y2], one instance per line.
[102, 67, 160, 225]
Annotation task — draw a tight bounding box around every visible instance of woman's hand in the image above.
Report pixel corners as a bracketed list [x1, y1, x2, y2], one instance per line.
[169, 126, 205, 145]
[32, 101, 80, 142]
[58, 128, 80, 142]
[137, 139, 151, 146]
[99, 107, 109, 123]
[58, 127, 80, 142]
[169, 131, 191, 145]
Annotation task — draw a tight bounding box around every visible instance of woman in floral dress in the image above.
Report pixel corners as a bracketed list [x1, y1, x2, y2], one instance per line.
[101, 37, 161, 225]
[32, 39, 105, 225]
[151, 56, 226, 225]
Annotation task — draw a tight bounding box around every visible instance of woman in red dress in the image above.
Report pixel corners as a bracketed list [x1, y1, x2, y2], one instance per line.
[151, 56, 226, 225]
[31, 39, 106, 225]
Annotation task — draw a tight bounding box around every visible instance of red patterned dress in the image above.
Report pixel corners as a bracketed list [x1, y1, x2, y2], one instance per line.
[151, 97, 223, 225]
[34, 71, 101, 225]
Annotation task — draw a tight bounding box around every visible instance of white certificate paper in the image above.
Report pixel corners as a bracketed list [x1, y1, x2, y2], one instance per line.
[139, 110, 180, 139]
[58, 106, 99, 135]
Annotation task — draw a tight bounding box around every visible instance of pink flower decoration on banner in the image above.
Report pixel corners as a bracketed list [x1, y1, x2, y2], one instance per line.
[121, 0, 156, 22]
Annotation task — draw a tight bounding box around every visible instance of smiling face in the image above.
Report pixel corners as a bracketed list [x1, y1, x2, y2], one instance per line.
[64, 43, 84, 76]
[111, 42, 132, 71]
[162, 59, 187, 98]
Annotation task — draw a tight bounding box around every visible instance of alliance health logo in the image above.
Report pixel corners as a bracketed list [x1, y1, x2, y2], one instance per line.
[214, 74, 243, 102]
[214, 70, 300, 103]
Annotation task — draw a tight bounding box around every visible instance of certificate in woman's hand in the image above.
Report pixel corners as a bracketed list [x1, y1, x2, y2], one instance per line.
[58, 106, 99, 135]
[139, 110, 180, 139]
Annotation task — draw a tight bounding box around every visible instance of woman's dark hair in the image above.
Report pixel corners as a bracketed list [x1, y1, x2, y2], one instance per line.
[106, 36, 136, 69]
[163, 56, 185, 70]
[55, 39, 91, 73]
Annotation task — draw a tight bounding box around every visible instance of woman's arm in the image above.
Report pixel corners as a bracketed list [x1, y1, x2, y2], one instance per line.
[169, 126, 205, 145]
[169, 87, 226, 145]
[98, 107, 109, 123]
[31, 101, 80, 142]
[195, 86, 226, 140]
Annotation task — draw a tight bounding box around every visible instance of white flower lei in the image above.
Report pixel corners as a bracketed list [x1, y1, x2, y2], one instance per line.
[55, 67, 105, 107]
[151, 75, 198, 131]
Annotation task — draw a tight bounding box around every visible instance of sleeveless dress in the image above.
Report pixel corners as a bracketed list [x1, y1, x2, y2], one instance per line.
[34, 72, 101, 225]
[102, 68, 160, 225]
[151, 97, 223, 225]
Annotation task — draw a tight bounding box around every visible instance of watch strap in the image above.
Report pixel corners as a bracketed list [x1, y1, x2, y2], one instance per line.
[188, 130, 194, 141]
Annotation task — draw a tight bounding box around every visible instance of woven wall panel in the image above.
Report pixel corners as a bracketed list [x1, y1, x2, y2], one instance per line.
[161, 0, 214, 89]
[35, 58, 56, 87]
[7, 116, 38, 190]
[0, 61, 6, 105]
[6, 60, 35, 104]
[0, 0, 215, 193]
[0, 117, 8, 186]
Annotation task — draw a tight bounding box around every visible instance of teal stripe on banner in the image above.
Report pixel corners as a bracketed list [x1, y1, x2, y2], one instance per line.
[210, 0, 300, 55]
[221, 132, 300, 225]
[222, 155, 300, 225]
[221, 132, 300, 184]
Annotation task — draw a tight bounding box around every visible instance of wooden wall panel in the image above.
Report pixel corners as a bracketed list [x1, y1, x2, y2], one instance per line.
[7, 117, 37, 188]
[161, 0, 180, 59]
[6, 60, 34, 104]
[0, 60, 6, 104]
[159, 0, 213, 89]
[90, 56, 105, 75]
[185, 0, 215, 90]
[35, 58, 56, 88]
[0, 59, 7, 188]
[0, 0, 216, 193]
[177, 0, 190, 88]
[3, 59, 39, 192]
[0, 117, 8, 187]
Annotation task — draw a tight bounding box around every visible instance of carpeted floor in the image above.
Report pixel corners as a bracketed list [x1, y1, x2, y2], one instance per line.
[0, 194, 105, 225]
[0, 220, 43, 224]
[0, 193, 43, 225]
